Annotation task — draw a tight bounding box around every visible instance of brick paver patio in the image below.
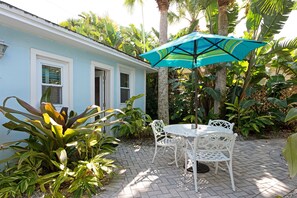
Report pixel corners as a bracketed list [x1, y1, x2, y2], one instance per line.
[95, 138, 297, 198]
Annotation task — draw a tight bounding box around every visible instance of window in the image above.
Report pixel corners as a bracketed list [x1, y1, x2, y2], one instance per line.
[41, 65, 63, 105]
[120, 73, 130, 103]
[31, 49, 73, 109]
[119, 65, 134, 106]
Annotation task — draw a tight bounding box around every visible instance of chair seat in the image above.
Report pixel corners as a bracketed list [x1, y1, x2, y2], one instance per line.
[157, 137, 177, 146]
[187, 150, 230, 162]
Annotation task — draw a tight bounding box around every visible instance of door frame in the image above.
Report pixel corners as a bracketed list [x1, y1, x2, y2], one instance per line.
[95, 70, 106, 109]
[90, 61, 114, 109]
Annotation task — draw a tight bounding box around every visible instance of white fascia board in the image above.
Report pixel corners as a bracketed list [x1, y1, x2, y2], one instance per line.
[0, 3, 157, 73]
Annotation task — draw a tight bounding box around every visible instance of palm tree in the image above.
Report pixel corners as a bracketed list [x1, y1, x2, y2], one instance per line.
[214, 0, 233, 115]
[124, 0, 172, 124]
[124, 0, 146, 53]
[239, 0, 295, 100]
[60, 12, 123, 48]
[120, 24, 158, 57]
[168, 0, 205, 33]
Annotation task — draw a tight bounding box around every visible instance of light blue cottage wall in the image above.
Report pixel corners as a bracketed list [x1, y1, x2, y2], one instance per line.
[112, 66, 146, 110]
[134, 69, 146, 109]
[0, 24, 146, 164]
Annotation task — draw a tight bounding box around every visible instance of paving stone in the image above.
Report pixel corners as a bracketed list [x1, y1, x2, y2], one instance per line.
[93, 139, 297, 198]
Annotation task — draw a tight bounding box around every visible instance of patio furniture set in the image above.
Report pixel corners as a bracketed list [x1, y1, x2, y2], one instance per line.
[150, 119, 237, 192]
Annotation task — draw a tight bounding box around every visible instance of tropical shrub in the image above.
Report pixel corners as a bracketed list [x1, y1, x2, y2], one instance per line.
[146, 73, 158, 120]
[0, 91, 121, 197]
[112, 94, 152, 138]
[225, 97, 274, 137]
[169, 68, 220, 124]
[169, 68, 195, 124]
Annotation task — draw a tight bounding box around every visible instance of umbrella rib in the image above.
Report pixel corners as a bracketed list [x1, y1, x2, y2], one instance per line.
[152, 45, 182, 67]
[195, 39, 225, 57]
[203, 38, 241, 60]
[175, 46, 194, 56]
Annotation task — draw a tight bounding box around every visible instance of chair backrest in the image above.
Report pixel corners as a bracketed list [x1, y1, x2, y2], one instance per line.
[193, 132, 238, 157]
[150, 120, 166, 141]
[208, 119, 234, 131]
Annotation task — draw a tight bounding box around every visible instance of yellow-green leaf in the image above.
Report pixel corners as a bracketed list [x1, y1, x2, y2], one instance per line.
[285, 108, 297, 122]
[283, 133, 297, 178]
[55, 148, 67, 167]
[51, 125, 64, 146]
[43, 113, 51, 124]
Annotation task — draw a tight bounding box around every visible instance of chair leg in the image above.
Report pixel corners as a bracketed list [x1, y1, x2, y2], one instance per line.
[174, 145, 178, 167]
[226, 161, 236, 191]
[152, 145, 158, 163]
[193, 159, 198, 192]
[184, 152, 188, 175]
[215, 162, 219, 174]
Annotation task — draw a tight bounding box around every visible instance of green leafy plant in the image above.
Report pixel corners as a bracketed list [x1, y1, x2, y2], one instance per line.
[0, 89, 121, 197]
[112, 94, 152, 138]
[283, 108, 297, 178]
[225, 97, 274, 137]
[266, 93, 297, 122]
[0, 155, 41, 197]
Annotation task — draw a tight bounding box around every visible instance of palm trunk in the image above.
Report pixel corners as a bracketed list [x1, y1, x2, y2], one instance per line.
[214, 0, 229, 115]
[157, 1, 169, 124]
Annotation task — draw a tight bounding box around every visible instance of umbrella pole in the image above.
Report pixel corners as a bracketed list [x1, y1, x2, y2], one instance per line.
[194, 68, 199, 129]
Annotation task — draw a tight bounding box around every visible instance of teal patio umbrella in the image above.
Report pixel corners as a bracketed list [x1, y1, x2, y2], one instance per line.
[140, 31, 266, 127]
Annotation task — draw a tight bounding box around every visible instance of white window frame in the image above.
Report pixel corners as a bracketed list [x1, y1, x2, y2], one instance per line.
[118, 65, 135, 108]
[30, 49, 73, 110]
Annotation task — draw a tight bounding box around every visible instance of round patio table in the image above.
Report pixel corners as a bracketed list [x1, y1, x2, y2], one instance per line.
[164, 124, 231, 137]
[163, 124, 230, 173]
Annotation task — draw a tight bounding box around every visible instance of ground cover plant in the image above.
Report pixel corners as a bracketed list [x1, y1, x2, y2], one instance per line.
[112, 94, 152, 138]
[0, 89, 122, 197]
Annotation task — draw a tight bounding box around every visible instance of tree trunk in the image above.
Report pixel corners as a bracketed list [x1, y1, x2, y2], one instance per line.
[157, 0, 170, 124]
[239, 51, 256, 100]
[214, 0, 229, 115]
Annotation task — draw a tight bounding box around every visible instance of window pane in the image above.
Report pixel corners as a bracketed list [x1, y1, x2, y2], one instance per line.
[42, 86, 62, 104]
[120, 73, 129, 88]
[121, 88, 130, 103]
[42, 65, 61, 85]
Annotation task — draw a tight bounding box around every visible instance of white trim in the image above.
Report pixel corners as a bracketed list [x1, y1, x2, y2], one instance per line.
[91, 61, 114, 108]
[144, 70, 146, 113]
[118, 64, 135, 108]
[30, 48, 73, 109]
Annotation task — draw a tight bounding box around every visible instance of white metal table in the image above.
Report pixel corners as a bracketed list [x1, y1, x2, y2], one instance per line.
[164, 124, 231, 137]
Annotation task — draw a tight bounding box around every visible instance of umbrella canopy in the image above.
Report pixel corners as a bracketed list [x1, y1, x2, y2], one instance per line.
[140, 31, 266, 127]
[140, 31, 266, 68]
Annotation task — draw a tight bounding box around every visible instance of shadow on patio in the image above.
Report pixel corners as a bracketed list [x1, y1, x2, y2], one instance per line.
[95, 139, 297, 198]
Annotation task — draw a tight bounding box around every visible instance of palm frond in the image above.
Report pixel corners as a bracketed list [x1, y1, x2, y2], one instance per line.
[265, 37, 297, 54]
[254, 0, 285, 16]
[279, 62, 297, 78]
[227, 2, 239, 33]
[259, 0, 294, 40]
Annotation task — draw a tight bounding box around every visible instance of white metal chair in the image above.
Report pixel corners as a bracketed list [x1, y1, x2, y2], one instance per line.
[150, 120, 179, 167]
[184, 132, 238, 192]
[207, 120, 234, 172]
[208, 119, 234, 131]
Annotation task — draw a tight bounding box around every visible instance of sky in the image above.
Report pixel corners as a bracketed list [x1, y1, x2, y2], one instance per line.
[2, 0, 297, 38]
